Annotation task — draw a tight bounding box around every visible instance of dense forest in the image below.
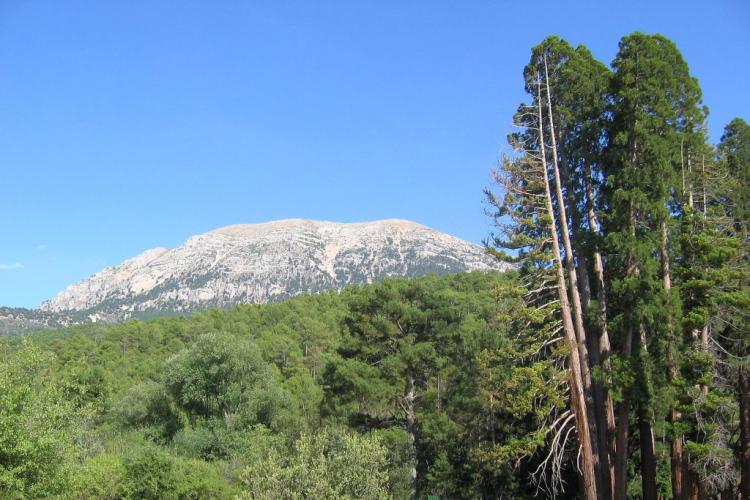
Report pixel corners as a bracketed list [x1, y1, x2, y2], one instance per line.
[1, 272, 541, 498]
[1, 32, 748, 499]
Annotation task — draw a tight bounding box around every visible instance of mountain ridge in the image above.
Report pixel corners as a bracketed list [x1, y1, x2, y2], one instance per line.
[37, 219, 509, 322]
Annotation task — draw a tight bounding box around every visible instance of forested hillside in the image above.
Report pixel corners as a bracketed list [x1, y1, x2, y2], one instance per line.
[2, 272, 559, 499]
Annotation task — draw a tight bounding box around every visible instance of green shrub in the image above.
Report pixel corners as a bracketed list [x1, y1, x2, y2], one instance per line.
[72, 454, 127, 499]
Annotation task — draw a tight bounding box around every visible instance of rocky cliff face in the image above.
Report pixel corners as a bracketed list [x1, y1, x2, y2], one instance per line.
[0, 307, 80, 335]
[39, 219, 509, 321]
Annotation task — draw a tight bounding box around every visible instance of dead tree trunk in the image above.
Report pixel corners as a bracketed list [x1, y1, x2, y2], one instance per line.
[404, 374, 417, 499]
[585, 166, 618, 486]
[661, 220, 687, 500]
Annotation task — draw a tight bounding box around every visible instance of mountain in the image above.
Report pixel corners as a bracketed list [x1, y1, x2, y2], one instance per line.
[38, 219, 509, 322]
[0, 307, 80, 335]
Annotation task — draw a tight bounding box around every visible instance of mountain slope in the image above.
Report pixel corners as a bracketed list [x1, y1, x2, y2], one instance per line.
[40, 219, 509, 320]
[0, 307, 80, 335]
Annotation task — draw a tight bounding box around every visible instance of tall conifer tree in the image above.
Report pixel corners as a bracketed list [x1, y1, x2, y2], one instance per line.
[605, 32, 705, 500]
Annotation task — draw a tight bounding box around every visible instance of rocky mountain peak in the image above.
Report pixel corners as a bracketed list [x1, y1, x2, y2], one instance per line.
[39, 219, 509, 321]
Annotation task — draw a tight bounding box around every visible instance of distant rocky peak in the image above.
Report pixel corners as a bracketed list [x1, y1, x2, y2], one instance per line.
[39, 219, 510, 321]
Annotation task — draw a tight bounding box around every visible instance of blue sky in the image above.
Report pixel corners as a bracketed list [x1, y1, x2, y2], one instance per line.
[1, 1, 748, 308]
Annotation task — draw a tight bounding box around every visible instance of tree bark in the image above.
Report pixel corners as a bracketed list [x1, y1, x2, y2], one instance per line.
[635, 315, 658, 500]
[614, 196, 637, 500]
[700, 324, 709, 396]
[639, 401, 658, 500]
[404, 374, 417, 499]
[586, 162, 617, 494]
[614, 330, 632, 500]
[661, 220, 688, 500]
[687, 469, 704, 500]
[637, 321, 658, 500]
[701, 155, 707, 214]
[671, 431, 685, 500]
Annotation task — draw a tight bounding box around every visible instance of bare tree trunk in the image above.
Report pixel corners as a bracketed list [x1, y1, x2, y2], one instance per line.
[635, 320, 658, 500]
[542, 58, 607, 497]
[536, 73, 598, 500]
[614, 328, 632, 500]
[701, 155, 707, 214]
[404, 374, 417, 499]
[687, 153, 694, 208]
[672, 430, 685, 500]
[661, 220, 687, 500]
[578, 256, 593, 313]
[586, 163, 617, 494]
[629, 220, 666, 500]
[614, 196, 637, 500]
[700, 324, 709, 397]
[740, 367, 750, 500]
[661, 221, 672, 292]
[681, 139, 686, 197]
[687, 470, 708, 500]
[639, 406, 658, 500]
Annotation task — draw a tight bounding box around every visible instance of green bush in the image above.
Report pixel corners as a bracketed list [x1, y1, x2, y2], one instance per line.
[72, 454, 127, 499]
[0, 342, 78, 498]
[122, 446, 178, 499]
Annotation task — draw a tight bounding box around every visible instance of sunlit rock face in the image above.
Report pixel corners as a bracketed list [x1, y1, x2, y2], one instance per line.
[40, 219, 509, 320]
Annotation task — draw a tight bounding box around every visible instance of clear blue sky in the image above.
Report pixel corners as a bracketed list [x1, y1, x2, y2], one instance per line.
[1, 1, 748, 308]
